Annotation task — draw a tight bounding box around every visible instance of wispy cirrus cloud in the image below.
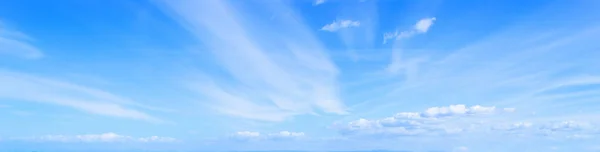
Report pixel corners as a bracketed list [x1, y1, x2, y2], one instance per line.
[314, 0, 326, 6]
[18, 132, 176, 143]
[383, 17, 436, 44]
[321, 20, 361, 32]
[0, 22, 43, 59]
[0, 70, 161, 122]
[158, 0, 346, 121]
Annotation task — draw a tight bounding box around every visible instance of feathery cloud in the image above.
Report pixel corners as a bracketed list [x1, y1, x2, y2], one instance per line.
[26, 133, 176, 143]
[383, 17, 436, 44]
[0, 70, 160, 122]
[0, 24, 42, 59]
[314, 0, 326, 5]
[160, 0, 346, 121]
[321, 20, 361, 32]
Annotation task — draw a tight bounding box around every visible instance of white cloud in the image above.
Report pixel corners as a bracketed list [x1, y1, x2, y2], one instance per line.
[314, 0, 326, 5]
[0, 25, 43, 59]
[492, 122, 533, 131]
[31, 133, 176, 143]
[321, 20, 360, 32]
[0, 70, 160, 122]
[268, 131, 305, 138]
[231, 131, 305, 141]
[540, 121, 593, 132]
[383, 17, 436, 44]
[138, 136, 178, 143]
[160, 0, 346, 121]
[417, 104, 501, 118]
[234, 131, 261, 139]
[338, 105, 513, 137]
[414, 18, 436, 33]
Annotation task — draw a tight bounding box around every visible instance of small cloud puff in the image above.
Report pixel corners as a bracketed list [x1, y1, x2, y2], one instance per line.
[383, 17, 436, 44]
[321, 20, 360, 32]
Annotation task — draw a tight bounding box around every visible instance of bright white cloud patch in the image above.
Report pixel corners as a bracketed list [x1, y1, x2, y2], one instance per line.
[321, 20, 361, 32]
[383, 17, 436, 44]
[414, 17, 436, 33]
[30, 133, 176, 143]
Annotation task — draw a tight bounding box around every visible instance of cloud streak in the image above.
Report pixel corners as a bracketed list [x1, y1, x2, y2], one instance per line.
[314, 0, 326, 6]
[0, 70, 161, 122]
[231, 131, 305, 141]
[383, 17, 436, 44]
[321, 20, 361, 32]
[21, 132, 176, 143]
[0, 24, 43, 59]
[159, 0, 346, 121]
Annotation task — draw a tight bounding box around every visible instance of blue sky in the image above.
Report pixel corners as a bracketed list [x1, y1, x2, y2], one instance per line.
[1, 0, 600, 151]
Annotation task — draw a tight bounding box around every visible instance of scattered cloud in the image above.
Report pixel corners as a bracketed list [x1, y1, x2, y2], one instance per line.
[138, 136, 178, 143]
[0, 22, 43, 59]
[321, 20, 361, 32]
[540, 121, 594, 132]
[23, 132, 176, 143]
[492, 122, 533, 131]
[314, 0, 326, 5]
[231, 131, 305, 141]
[0, 70, 161, 122]
[383, 17, 436, 44]
[337, 105, 513, 137]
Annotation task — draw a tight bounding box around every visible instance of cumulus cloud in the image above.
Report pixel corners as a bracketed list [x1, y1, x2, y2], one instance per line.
[321, 20, 361, 32]
[338, 105, 514, 137]
[231, 131, 305, 141]
[383, 17, 436, 44]
[422, 105, 496, 118]
[29, 133, 176, 143]
[398, 104, 506, 119]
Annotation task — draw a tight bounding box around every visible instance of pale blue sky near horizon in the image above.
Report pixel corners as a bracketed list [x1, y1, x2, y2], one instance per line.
[1, 0, 600, 151]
